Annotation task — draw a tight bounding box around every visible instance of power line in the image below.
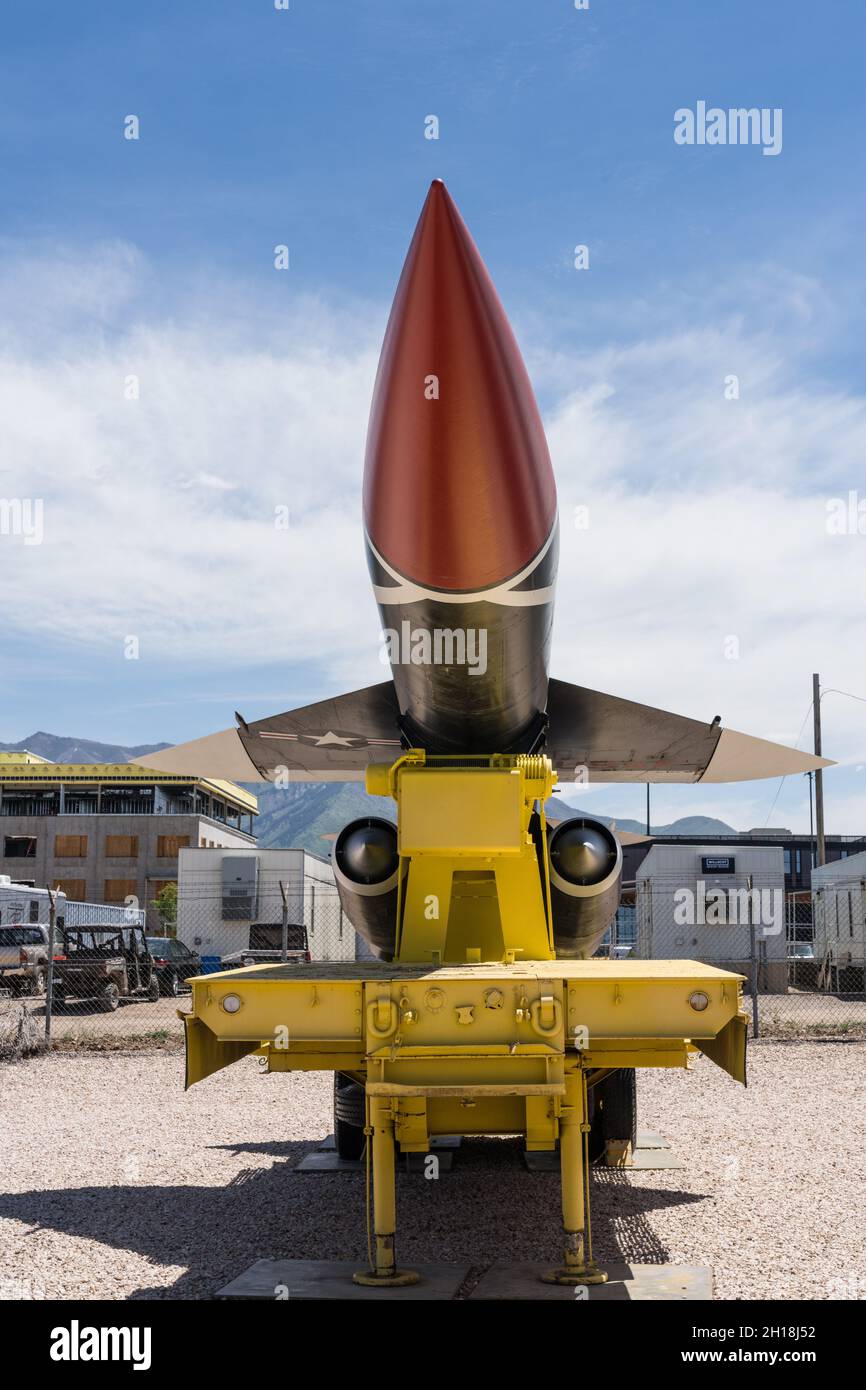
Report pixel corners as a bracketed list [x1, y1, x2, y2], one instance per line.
[821, 687, 866, 706]
[761, 682, 866, 838]
[762, 700, 813, 828]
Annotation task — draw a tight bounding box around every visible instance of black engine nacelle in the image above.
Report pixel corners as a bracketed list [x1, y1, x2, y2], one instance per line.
[546, 816, 622, 959]
[331, 816, 401, 960]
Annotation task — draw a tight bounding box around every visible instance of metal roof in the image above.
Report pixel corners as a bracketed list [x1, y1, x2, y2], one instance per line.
[0, 761, 258, 813]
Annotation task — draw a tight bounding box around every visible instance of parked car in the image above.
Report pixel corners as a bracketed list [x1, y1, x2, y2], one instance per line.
[787, 940, 819, 990]
[787, 942, 815, 960]
[145, 937, 202, 996]
[220, 920, 311, 969]
[0, 924, 49, 995]
[51, 925, 160, 1013]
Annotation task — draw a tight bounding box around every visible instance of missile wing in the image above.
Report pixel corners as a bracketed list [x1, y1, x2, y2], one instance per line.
[137, 678, 831, 784]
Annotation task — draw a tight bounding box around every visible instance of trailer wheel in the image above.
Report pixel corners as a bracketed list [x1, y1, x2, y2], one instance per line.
[596, 1068, 637, 1151]
[333, 1073, 366, 1160]
[587, 1089, 605, 1162]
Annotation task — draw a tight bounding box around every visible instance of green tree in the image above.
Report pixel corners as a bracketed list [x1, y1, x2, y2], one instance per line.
[152, 882, 178, 937]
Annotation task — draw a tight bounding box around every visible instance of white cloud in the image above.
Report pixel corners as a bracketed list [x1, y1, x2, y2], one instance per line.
[1, 240, 864, 830]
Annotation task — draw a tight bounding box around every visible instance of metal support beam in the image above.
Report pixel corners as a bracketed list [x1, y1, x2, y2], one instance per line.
[353, 1095, 419, 1288]
[542, 1067, 607, 1285]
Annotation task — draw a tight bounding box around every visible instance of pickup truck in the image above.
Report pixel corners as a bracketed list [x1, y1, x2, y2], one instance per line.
[0, 924, 49, 995]
[219, 920, 311, 970]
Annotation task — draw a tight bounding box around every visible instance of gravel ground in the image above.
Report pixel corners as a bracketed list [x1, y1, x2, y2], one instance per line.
[0, 996, 188, 1046]
[0, 1040, 863, 1301]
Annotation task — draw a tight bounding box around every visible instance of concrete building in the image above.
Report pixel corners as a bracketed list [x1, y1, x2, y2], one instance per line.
[811, 850, 866, 985]
[635, 843, 787, 991]
[0, 754, 257, 930]
[177, 846, 352, 963]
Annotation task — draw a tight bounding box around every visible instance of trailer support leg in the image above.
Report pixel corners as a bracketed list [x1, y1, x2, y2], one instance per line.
[353, 1095, 420, 1288]
[542, 1067, 608, 1286]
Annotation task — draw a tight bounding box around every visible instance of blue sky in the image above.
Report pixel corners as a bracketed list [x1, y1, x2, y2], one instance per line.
[1, 0, 865, 833]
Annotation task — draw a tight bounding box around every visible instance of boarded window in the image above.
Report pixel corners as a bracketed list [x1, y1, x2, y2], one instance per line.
[157, 835, 190, 858]
[105, 835, 139, 859]
[104, 878, 138, 903]
[54, 835, 88, 859]
[53, 879, 86, 901]
[152, 880, 177, 897]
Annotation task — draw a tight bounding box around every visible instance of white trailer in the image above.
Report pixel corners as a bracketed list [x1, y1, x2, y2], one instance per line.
[635, 844, 787, 991]
[0, 876, 67, 928]
[812, 851, 866, 986]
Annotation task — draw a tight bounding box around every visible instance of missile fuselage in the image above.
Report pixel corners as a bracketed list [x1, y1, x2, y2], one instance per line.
[363, 181, 558, 754]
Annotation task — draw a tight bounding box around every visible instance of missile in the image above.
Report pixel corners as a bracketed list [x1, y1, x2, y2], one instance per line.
[364, 179, 557, 753]
[139, 181, 832, 787]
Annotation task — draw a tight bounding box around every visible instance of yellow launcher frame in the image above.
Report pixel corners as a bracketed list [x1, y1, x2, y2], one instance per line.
[183, 753, 748, 1288]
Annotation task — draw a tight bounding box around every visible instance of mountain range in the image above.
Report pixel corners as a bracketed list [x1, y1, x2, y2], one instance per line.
[0, 731, 171, 766]
[1, 733, 737, 853]
[247, 782, 736, 855]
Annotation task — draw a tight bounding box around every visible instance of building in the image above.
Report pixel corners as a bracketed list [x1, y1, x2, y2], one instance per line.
[622, 828, 866, 897]
[811, 850, 866, 986]
[635, 843, 787, 991]
[176, 846, 352, 963]
[0, 754, 257, 930]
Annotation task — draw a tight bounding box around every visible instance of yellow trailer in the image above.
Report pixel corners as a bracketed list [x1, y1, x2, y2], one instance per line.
[183, 753, 747, 1289]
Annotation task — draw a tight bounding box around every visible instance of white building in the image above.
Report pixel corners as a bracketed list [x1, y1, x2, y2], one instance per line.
[635, 843, 787, 991]
[177, 847, 354, 963]
[812, 850, 866, 982]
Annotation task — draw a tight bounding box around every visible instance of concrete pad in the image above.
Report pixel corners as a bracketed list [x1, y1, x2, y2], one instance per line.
[217, 1259, 711, 1301]
[217, 1259, 469, 1301]
[636, 1130, 670, 1149]
[616, 1146, 684, 1170]
[297, 1133, 459, 1173]
[523, 1132, 685, 1172]
[471, 1262, 712, 1301]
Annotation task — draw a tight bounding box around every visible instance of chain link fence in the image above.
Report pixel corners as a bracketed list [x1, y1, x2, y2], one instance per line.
[3, 872, 865, 1052]
[608, 874, 866, 1037]
[0, 878, 355, 1051]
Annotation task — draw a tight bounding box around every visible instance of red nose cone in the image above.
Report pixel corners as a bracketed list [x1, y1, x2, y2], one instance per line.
[363, 180, 557, 592]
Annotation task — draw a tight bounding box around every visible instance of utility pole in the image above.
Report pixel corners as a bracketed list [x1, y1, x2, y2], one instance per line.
[812, 673, 826, 866]
[279, 880, 289, 962]
[646, 783, 651, 836]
